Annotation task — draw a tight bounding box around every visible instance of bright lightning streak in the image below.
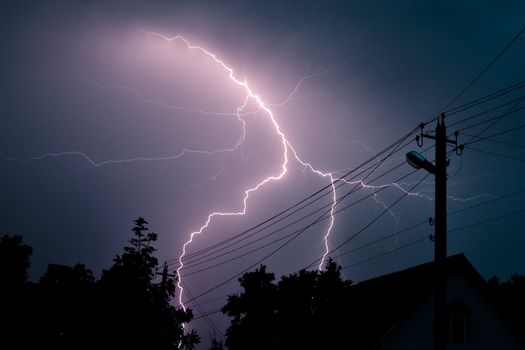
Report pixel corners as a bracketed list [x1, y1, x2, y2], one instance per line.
[1, 145, 244, 168]
[0, 29, 496, 314]
[139, 29, 338, 310]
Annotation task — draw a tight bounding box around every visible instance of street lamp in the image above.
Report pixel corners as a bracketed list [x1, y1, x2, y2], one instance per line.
[406, 150, 436, 174]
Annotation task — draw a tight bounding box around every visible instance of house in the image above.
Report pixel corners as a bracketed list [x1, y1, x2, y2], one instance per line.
[336, 254, 523, 349]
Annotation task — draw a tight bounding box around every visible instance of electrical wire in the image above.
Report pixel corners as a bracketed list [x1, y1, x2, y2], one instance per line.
[440, 25, 525, 111]
[169, 129, 419, 264]
[336, 187, 525, 260]
[182, 86, 525, 270]
[453, 105, 525, 134]
[460, 132, 525, 149]
[179, 168, 423, 277]
[448, 208, 525, 233]
[181, 280, 223, 339]
[176, 137, 431, 275]
[303, 172, 432, 270]
[171, 134, 423, 269]
[464, 123, 525, 146]
[174, 25, 525, 303]
[179, 158, 421, 272]
[464, 146, 525, 163]
[188, 189, 525, 324]
[181, 130, 419, 303]
[171, 79, 525, 269]
[343, 207, 525, 271]
[444, 79, 525, 117]
[447, 94, 525, 128]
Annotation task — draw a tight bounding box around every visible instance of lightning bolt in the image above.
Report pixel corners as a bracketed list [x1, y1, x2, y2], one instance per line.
[1, 147, 243, 167]
[135, 29, 338, 310]
[0, 29, 497, 314]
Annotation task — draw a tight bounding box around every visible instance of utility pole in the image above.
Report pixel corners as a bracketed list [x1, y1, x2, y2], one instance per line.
[433, 113, 449, 350]
[160, 261, 169, 295]
[406, 113, 461, 350]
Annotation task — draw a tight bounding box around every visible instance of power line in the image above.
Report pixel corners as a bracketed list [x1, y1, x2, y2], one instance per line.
[191, 205, 525, 322]
[176, 27, 525, 301]
[176, 126, 441, 272]
[343, 207, 525, 271]
[305, 144, 466, 271]
[447, 94, 525, 128]
[178, 153, 409, 267]
[440, 25, 525, 111]
[448, 188, 525, 215]
[171, 129, 419, 264]
[452, 105, 525, 134]
[179, 113, 521, 303]
[448, 208, 525, 233]
[177, 139, 433, 276]
[173, 135, 422, 270]
[342, 236, 430, 271]
[192, 309, 223, 322]
[335, 220, 428, 259]
[181, 280, 223, 339]
[335, 187, 525, 260]
[183, 38, 525, 315]
[464, 146, 525, 163]
[304, 172, 432, 270]
[179, 168, 421, 277]
[460, 132, 525, 149]
[188, 293, 235, 309]
[180, 111, 492, 292]
[181, 131, 418, 303]
[188, 190, 525, 325]
[445, 80, 525, 117]
[176, 81, 518, 266]
[171, 81, 525, 270]
[469, 97, 525, 139]
[464, 122, 525, 146]
[179, 160, 420, 273]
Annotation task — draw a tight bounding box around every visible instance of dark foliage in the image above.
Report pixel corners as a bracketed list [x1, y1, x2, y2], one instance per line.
[222, 258, 351, 350]
[0, 218, 199, 350]
[0, 235, 32, 296]
[488, 273, 525, 344]
[208, 336, 224, 350]
[0, 235, 33, 347]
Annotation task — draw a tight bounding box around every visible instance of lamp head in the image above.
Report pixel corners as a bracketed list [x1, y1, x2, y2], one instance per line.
[406, 151, 436, 174]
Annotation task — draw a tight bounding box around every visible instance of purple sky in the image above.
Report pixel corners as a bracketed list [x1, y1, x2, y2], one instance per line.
[1, 1, 524, 346]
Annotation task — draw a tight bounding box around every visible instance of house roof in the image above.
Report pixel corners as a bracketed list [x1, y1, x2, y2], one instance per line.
[332, 253, 485, 349]
[351, 253, 485, 291]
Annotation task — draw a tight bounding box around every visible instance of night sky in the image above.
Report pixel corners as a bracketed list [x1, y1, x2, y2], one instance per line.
[1, 0, 524, 345]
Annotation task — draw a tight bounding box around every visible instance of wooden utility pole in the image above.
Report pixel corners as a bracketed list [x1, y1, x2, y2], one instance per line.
[434, 113, 448, 350]
[419, 113, 457, 350]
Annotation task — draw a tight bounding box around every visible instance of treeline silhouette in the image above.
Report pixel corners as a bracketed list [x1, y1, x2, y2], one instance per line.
[488, 274, 525, 345]
[2, 219, 525, 350]
[219, 259, 525, 349]
[0, 218, 199, 350]
[221, 259, 352, 350]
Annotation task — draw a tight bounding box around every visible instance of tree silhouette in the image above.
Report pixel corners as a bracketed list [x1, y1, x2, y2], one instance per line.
[30, 263, 96, 348]
[208, 337, 224, 350]
[0, 219, 199, 349]
[96, 217, 198, 349]
[181, 329, 201, 350]
[222, 259, 351, 350]
[488, 273, 525, 344]
[0, 234, 33, 348]
[222, 264, 278, 350]
[0, 234, 32, 296]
